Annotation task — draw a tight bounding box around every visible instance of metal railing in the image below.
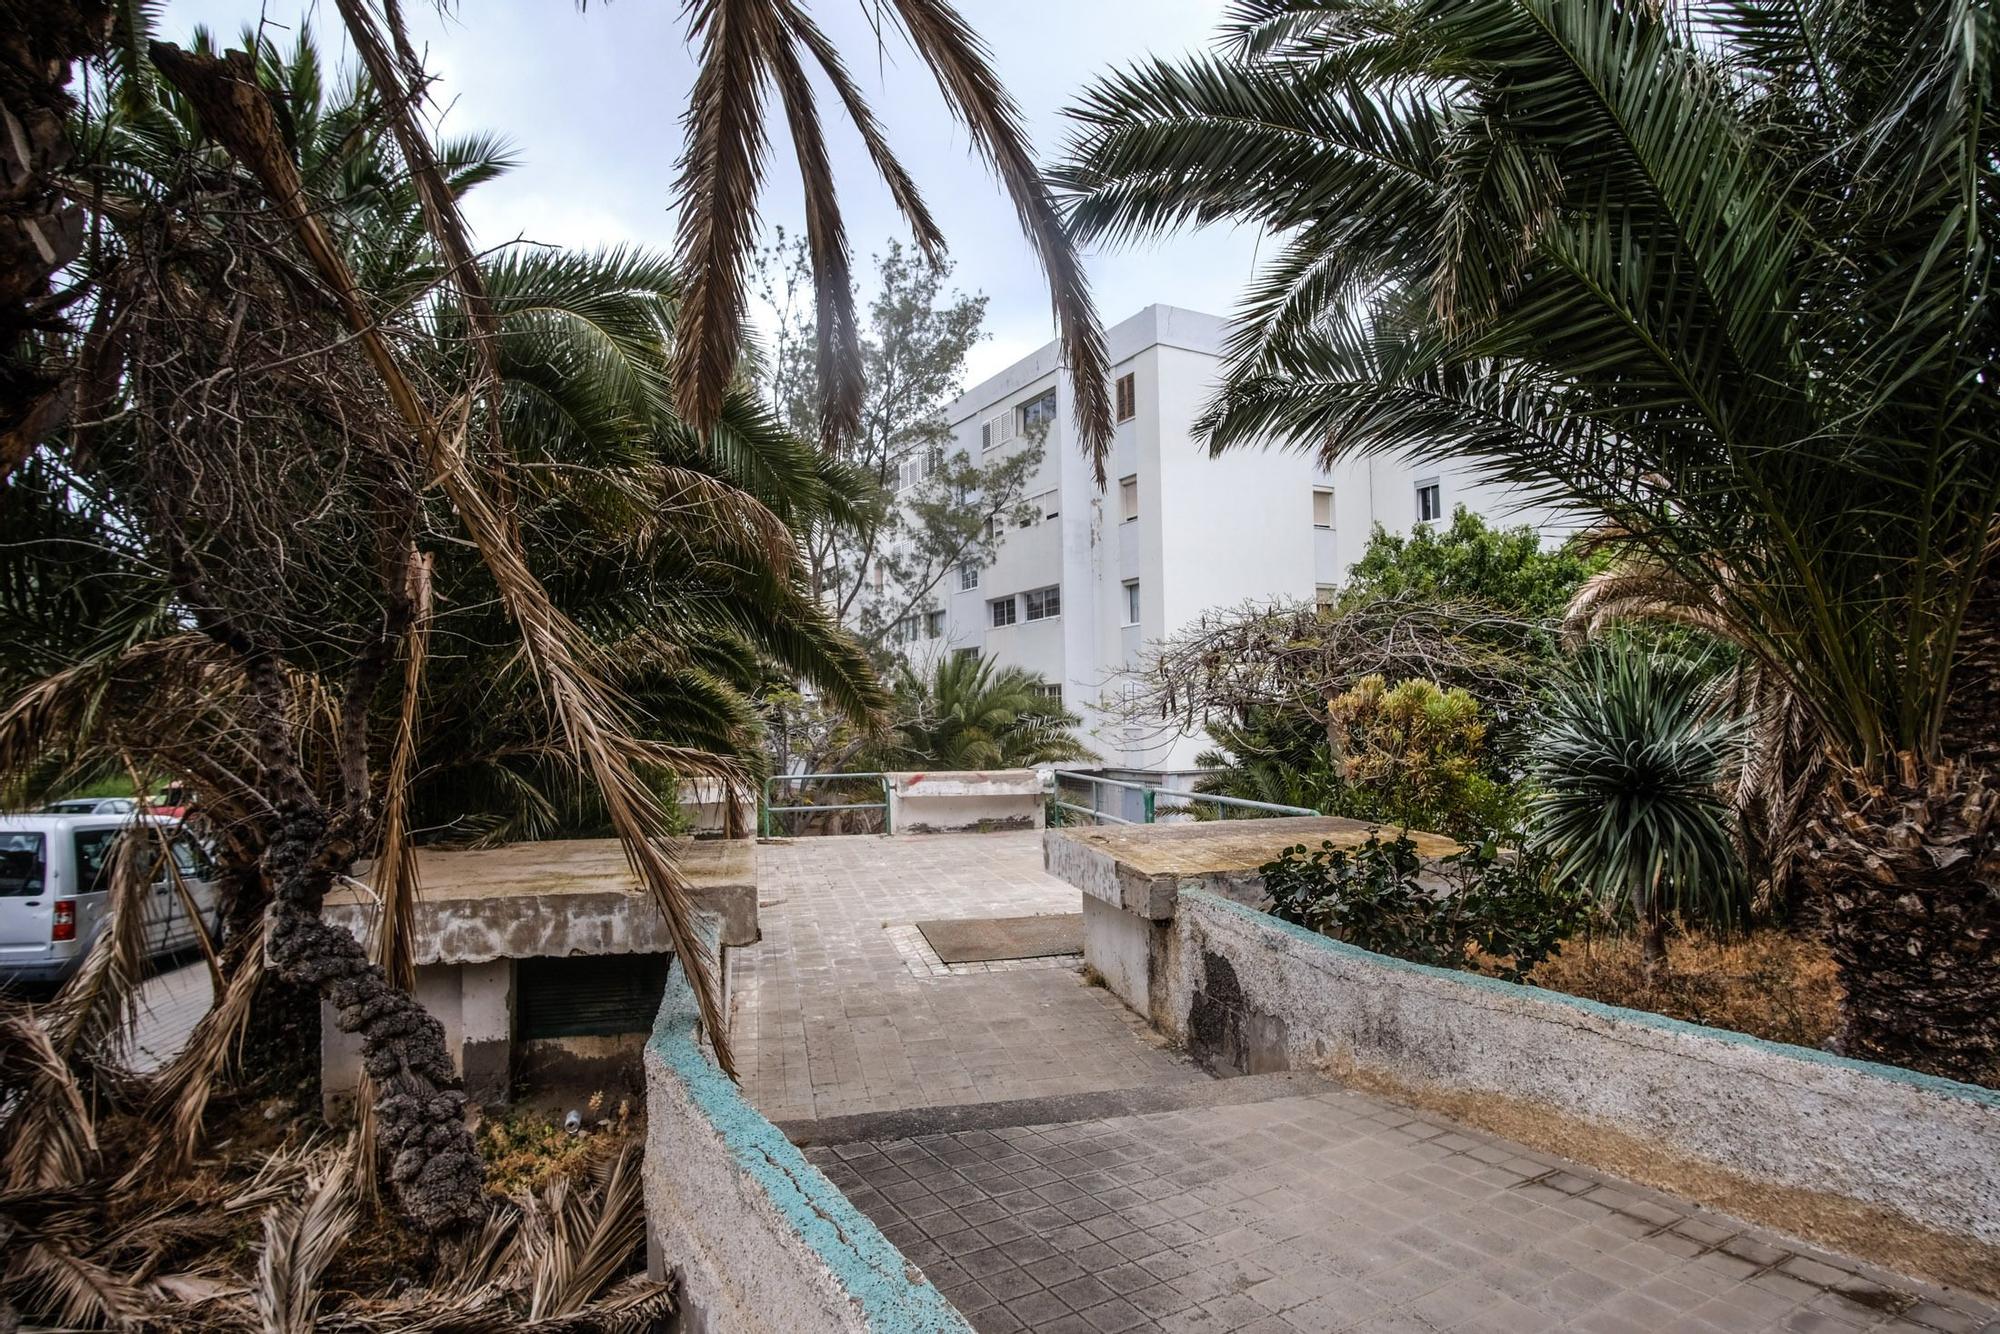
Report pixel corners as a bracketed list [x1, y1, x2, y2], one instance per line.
[760, 772, 892, 837]
[1050, 771, 1318, 826]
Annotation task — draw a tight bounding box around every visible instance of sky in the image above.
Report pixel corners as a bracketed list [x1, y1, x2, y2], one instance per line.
[157, 0, 1265, 384]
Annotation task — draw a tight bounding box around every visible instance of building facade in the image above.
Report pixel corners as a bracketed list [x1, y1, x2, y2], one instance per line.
[880, 305, 1565, 772]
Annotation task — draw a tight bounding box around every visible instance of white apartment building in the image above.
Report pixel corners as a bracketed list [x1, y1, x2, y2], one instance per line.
[882, 304, 1564, 772]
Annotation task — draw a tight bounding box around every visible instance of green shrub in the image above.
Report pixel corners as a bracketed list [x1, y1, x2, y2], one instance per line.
[1260, 833, 1593, 982]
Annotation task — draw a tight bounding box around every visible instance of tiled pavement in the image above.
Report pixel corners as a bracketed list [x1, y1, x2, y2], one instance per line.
[746, 832, 1996, 1332]
[126, 956, 214, 1073]
[807, 1085, 1999, 1334]
[739, 834, 1203, 1123]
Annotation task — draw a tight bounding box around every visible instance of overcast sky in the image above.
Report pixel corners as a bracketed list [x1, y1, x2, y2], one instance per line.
[157, 0, 1263, 384]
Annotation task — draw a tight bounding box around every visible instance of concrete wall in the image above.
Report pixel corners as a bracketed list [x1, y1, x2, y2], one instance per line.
[678, 780, 753, 837]
[1170, 889, 2000, 1244]
[887, 771, 1045, 834]
[644, 949, 972, 1334]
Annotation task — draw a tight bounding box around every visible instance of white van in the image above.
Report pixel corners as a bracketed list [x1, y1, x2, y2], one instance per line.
[0, 814, 222, 987]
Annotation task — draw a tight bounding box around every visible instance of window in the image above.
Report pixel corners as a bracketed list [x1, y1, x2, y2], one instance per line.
[870, 562, 886, 592]
[1115, 373, 1136, 422]
[1036, 683, 1063, 706]
[1416, 479, 1443, 523]
[0, 832, 45, 897]
[954, 647, 980, 664]
[1018, 388, 1058, 435]
[893, 614, 919, 645]
[1316, 584, 1339, 616]
[73, 828, 117, 896]
[926, 610, 946, 638]
[1024, 585, 1061, 621]
[983, 406, 1017, 451]
[1019, 489, 1059, 528]
[1120, 475, 1139, 523]
[958, 561, 980, 592]
[1313, 488, 1334, 528]
[1123, 580, 1141, 626]
[895, 447, 939, 492]
[990, 596, 1017, 628]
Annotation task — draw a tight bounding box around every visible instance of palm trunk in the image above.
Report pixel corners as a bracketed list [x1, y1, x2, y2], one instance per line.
[1, 1, 110, 470]
[1809, 761, 2000, 1083]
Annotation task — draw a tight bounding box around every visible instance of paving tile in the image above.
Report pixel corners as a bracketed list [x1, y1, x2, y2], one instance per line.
[737, 835, 1997, 1334]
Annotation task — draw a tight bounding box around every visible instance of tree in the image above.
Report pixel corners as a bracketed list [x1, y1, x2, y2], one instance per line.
[1, 0, 1113, 476]
[1529, 639, 1747, 970]
[757, 233, 1040, 660]
[1345, 508, 1603, 622]
[1057, 0, 1999, 1080]
[878, 654, 1092, 770]
[0, 28, 863, 1234]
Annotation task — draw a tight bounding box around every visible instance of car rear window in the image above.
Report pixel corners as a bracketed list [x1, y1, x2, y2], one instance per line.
[0, 833, 46, 897]
[73, 829, 119, 896]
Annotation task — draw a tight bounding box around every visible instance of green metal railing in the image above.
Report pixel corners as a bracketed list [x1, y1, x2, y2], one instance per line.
[760, 771, 892, 837]
[1049, 770, 1318, 826]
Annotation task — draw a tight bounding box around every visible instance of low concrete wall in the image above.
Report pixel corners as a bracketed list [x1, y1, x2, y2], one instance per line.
[888, 770, 1044, 835]
[644, 948, 972, 1333]
[1171, 888, 2000, 1244]
[679, 779, 753, 837]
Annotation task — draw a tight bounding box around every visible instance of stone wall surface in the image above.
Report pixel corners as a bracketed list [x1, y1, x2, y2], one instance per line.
[643, 949, 973, 1334]
[1170, 889, 2000, 1245]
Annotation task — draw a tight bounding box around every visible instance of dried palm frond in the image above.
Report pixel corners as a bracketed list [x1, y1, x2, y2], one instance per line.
[0, 1009, 96, 1191]
[514, 1143, 648, 1320]
[0, 1186, 158, 1329]
[883, 0, 1112, 477]
[291, 12, 741, 1080]
[253, 1140, 361, 1334]
[45, 826, 153, 1069]
[142, 919, 269, 1173]
[669, 0, 1110, 469]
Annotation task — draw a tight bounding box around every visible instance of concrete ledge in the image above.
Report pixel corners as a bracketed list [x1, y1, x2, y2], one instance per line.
[889, 770, 1044, 835]
[644, 942, 972, 1334]
[1047, 818, 1459, 1024]
[331, 837, 758, 962]
[1172, 888, 2000, 1245]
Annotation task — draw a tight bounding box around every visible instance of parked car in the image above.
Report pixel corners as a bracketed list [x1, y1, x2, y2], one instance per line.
[42, 796, 138, 815]
[0, 814, 221, 987]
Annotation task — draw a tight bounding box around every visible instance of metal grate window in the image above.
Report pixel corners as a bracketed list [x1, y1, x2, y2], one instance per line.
[517, 953, 673, 1039]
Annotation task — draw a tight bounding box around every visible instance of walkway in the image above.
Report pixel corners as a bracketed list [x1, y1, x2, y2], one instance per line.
[738, 834, 1202, 1124]
[744, 833, 1998, 1334]
[126, 956, 214, 1074]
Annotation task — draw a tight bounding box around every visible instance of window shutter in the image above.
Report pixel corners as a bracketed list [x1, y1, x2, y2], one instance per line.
[517, 954, 673, 1038]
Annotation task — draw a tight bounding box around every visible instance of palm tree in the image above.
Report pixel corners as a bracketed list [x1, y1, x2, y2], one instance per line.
[883, 654, 1092, 770]
[2, 0, 1112, 475]
[1529, 638, 1746, 970]
[1055, 0, 1998, 1080]
[0, 29, 875, 1233]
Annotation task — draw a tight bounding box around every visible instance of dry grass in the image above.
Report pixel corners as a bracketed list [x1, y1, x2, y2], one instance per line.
[1529, 927, 1844, 1051]
[478, 1096, 637, 1197]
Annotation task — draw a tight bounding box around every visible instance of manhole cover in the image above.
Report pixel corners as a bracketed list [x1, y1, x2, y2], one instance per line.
[914, 913, 1084, 964]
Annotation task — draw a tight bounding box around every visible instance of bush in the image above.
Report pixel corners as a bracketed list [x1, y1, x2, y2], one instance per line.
[1260, 833, 1593, 982]
[1325, 675, 1522, 836]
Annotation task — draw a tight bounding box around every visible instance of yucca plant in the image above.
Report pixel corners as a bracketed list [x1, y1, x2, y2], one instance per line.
[1056, 0, 1999, 1079]
[1529, 640, 1745, 970]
